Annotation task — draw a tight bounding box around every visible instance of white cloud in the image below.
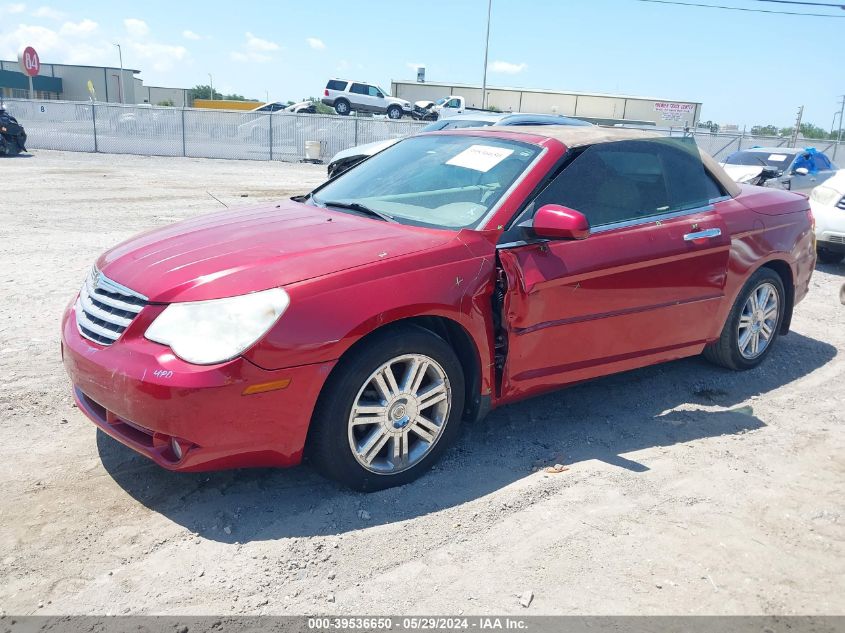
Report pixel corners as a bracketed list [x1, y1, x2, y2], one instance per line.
[306, 37, 325, 50]
[32, 6, 64, 19]
[127, 40, 188, 72]
[489, 60, 527, 74]
[1, 3, 25, 14]
[123, 18, 149, 38]
[0, 23, 59, 58]
[246, 32, 279, 52]
[182, 29, 203, 40]
[32, 7, 65, 20]
[0, 15, 189, 75]
[230, 32, 279, 63]
[59, 19, 98, 37]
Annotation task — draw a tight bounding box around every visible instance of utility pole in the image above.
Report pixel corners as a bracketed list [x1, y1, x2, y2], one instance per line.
[481, 0, 492, 109]
[114, 43, 124, 104]
[835, 95, 845, 162]
[209, 74, 214, 101]
[789, 105, 803, 148]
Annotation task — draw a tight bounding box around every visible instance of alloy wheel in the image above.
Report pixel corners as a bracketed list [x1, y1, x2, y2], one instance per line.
[737, 281, 779, 359]
[347, 354, 451, 474]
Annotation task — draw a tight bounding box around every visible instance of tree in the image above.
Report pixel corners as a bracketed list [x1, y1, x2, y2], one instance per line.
[188, 84, 222, 102]
[306, 97, 336, 115]
[776, 122, 833, 140]
[697, 120, 719, 133]
[751, 124, 779, 137]
[156, 99, 175, 107]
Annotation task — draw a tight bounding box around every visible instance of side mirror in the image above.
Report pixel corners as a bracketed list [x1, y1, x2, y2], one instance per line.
[532, 205, 590, 240]
[377, 93, 384, 99]
[794, 167, 810, 176]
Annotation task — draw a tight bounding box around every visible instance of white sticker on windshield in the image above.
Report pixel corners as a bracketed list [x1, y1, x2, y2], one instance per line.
[768, 154, 787, 162]
[446, 145, 514, 172]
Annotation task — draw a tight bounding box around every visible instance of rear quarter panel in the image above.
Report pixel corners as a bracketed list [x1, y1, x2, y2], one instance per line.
[716, 186, 815, 330]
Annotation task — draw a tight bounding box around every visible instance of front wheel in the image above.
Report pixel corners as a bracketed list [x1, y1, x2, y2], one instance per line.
[308, 325, 465, 491]
[703, 267, 785, 371]
[386, 105, 403, 120]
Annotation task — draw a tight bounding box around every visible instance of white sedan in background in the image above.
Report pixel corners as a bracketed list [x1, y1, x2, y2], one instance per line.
[810, 171, 845, 264]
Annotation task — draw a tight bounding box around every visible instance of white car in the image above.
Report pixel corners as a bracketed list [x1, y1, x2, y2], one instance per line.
[321, 79, 412, 119]
[809, 171, 845, 264]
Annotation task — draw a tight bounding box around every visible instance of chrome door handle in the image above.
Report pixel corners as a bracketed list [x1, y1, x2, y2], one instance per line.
[684, 228, 722, 241]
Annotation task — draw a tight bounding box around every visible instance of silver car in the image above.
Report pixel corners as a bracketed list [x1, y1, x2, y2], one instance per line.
[326, 112, 592, 179]
[721, 147, 839, 193]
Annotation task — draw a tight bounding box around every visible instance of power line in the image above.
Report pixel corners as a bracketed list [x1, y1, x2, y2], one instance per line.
[756, 0, 845, 8]
[635, 0, 845, 17]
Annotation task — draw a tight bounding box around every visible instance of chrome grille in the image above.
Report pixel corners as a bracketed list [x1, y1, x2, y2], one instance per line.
[828, 235, 845, 245]
[75, 268, 147, 345]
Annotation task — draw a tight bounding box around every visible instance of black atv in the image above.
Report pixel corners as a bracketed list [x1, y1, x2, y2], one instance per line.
[0, 107, 27, 156]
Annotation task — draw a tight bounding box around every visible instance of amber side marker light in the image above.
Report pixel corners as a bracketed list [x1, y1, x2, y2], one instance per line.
[242, 378, 291, 396]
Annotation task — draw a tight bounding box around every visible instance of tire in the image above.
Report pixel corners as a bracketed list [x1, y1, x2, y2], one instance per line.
[308, 325, 465, 491]
[334, 99, 351, 116]
[703, 267, 786, 371]
[386, 105, 403, 120]
[817, 247, 844, 265]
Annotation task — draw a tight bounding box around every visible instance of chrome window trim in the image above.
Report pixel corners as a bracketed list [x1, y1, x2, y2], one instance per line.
[590, 203, 716, 235]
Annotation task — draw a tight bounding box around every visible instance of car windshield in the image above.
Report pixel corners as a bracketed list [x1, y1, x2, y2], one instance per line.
[311, 134, 541, 230]
[724, 150, 796, 170]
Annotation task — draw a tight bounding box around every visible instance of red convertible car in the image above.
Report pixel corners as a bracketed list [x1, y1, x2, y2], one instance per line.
[61, 127, 815, 490]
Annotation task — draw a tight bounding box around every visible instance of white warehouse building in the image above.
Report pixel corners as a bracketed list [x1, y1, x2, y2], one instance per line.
[391, 79, 702, 127]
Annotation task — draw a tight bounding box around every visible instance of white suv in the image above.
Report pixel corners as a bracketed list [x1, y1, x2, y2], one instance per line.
[322, 79, 412, 119]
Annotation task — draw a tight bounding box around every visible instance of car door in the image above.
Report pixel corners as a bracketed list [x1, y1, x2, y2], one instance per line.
[349, 83, 372, 112]
[366, 85, 388, 113]
[788, 151, 836, 192]
[497, 138, 731, 400]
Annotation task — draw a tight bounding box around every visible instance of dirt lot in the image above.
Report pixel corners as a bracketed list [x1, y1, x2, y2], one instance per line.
[1, 150, 843, 616]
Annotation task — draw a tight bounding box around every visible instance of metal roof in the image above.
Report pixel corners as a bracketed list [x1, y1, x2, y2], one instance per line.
[392, 80, 702, 105]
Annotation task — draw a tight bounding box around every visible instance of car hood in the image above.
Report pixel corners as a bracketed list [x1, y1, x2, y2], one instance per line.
[721, 164, 766, 184]
[96, 200, 454, 303]
[330, 138, 401, 163]
[386, 97, 411, 108]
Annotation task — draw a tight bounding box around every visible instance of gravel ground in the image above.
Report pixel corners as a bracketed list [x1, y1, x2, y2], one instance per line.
[1, 150, 843, 616]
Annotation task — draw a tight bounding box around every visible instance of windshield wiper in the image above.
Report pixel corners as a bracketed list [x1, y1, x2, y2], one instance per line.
[318, 200, 396, 223]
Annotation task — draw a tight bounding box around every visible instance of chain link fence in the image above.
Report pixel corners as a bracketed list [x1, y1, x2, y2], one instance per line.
[4, 98, 844, 164]
[3, 98, 427, 162]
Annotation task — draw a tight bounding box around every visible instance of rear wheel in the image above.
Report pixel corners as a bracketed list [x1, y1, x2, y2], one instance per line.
[817, 247, 844, 265]
[334, 99, 351, 116]
[703, 267, 785, 371]
[308, 325, 464, 491]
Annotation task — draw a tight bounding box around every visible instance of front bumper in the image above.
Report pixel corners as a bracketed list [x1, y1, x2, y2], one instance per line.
[61, 304, 334, 472]
[816, 229, 845, 253]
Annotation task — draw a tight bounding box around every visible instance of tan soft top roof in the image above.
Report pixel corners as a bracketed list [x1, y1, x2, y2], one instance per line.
[499, 125, 741, 198]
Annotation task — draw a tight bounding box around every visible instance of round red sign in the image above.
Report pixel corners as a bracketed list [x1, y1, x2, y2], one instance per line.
[18, 46, 41, 77]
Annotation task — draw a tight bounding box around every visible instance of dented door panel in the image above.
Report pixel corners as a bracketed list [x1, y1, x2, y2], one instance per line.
[498, 209, 730, 401]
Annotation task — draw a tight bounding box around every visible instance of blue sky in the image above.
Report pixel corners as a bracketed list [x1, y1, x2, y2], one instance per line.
[2, 0, 843, 128]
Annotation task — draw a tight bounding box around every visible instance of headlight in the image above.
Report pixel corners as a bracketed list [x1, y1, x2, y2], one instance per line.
[145, 288, 289, 365]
